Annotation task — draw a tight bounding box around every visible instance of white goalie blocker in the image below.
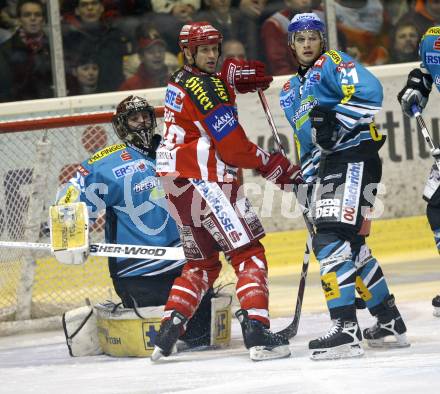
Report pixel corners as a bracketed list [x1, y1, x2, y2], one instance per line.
[62, 295, 232, 357]
[49, 202, 89, 265]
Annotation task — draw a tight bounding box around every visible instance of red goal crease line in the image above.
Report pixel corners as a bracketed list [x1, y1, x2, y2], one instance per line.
[0, 107, 165, 133]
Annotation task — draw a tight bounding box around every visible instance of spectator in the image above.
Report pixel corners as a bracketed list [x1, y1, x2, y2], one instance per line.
[335, 0, 391, 66]
[151, 0, 200, 19]
[0, 0, 53, 102]
[119, 25, 169, 90]
[235, 0, 270, 59]
[150, 1, 201, 54]
[164, 50, 179, 74]
[196, 0, 242, 41]
[67, 50, 101, 95]
[62, 0, 129, 92]
[0, 0, 19, 43]
[389, 21, 421, 63]
[398, 0, 440, 36]
[261, 0, 314, 76]
[221, 38, 246, 62]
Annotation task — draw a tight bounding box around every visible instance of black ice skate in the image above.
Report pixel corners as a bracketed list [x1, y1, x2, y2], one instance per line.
[236, 309, 290, 361]
[151, 311, 187, 361]
[432, 295, 440, 317]
[363, 294, 410, 348]
[309, 318, 364, 360]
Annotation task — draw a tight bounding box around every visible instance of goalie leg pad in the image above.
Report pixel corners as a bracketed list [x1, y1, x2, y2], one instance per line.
[95, 302, 164, 357]
[62, 305, 102, 357]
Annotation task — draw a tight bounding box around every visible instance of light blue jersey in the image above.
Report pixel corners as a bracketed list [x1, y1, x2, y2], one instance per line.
[419, 26, 440, 91]
[280, 50, 385, 183]
[56, 142, 184, 278]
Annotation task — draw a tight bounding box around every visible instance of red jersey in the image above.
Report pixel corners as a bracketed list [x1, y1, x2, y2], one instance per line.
[156, 65, 269, 182]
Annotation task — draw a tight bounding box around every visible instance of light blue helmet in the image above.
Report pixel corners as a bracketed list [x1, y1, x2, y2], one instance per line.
[288, 13, 326, 46]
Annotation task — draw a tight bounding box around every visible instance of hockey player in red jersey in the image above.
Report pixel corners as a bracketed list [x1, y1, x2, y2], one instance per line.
[151, 21, 303, 362]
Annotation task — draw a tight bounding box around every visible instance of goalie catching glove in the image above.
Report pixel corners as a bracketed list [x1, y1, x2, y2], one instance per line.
[397, 68, 433, 117]
[221, 58, 273, 94]
[257, 151, 303, 190]
[49, 202, 89, 265]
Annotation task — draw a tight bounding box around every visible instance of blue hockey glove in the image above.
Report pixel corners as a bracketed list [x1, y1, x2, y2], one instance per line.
[309, 105, 339, 152]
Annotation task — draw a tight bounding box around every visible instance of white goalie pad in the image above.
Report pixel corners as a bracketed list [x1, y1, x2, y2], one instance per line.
[62, 305, 102, 357]
[50, 202, 89, 265]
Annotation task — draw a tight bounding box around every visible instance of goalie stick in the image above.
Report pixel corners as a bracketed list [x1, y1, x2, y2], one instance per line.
[257, 88, 316, 339]
[0, 241, 185, 261]
[412, 104, 440, 170]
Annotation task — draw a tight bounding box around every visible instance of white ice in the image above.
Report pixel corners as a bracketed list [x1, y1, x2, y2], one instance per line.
[1, 300, 439, 394]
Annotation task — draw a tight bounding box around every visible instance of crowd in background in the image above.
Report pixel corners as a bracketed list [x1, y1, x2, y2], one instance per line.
[0, 0, 437, 102]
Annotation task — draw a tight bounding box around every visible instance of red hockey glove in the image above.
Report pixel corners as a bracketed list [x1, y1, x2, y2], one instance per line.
[220, 58, 273, 94]
[257, 152, 303, 190]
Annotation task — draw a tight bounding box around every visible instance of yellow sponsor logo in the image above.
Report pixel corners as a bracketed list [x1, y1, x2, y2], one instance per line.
[210, 77, 229, 102]
[355, 276, 372, 301]
[369, 122, 382, 141]
[88, 143, 126, 164]
[185, 76, 215, 111]
[321, 272, 340, 301]
[326, 50, 342, 65]
[424, 27, 440, 37]
[341, 84, 355, 103]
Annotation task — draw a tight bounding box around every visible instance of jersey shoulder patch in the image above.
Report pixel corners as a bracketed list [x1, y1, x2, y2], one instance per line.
[423, 26, 440, 38]
[325, 50, 342, 65]
[87, 143, 127, 164]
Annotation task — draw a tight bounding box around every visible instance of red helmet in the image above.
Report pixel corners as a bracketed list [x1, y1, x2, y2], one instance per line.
[178, 24, 191, 51]
[179, 22, 223, 55]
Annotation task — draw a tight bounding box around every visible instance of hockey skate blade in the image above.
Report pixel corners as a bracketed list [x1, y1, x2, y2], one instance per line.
[433, 307, 440, 317]
[150, 346, 164, 362]
[249, 345, 291, 361]
[310, 343, 364, 360]
[366, 333, 410, 349]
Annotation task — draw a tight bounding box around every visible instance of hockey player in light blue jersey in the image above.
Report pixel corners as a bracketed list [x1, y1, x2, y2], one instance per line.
[398, 26, 440, 316]
[56, 95, 213, 348]
[280, 13, 409, 359]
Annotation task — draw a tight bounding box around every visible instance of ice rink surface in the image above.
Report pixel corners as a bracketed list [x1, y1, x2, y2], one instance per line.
[1, 255, 440, 394]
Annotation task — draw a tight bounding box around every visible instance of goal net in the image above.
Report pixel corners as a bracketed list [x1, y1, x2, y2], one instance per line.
[0, 105, 236, 332]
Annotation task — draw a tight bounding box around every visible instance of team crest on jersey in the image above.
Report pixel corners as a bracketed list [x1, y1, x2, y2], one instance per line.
[205, 106, 238, 141]
[165, 84, 185, 112]
[434, 38, 440, 51]
[283, 81, 291, 92]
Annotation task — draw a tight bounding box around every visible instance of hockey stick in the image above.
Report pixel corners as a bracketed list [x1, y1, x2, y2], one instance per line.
[0, 241, 185, 261]
[412, 104, 440, 170]
[257, 88, 316, 339]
